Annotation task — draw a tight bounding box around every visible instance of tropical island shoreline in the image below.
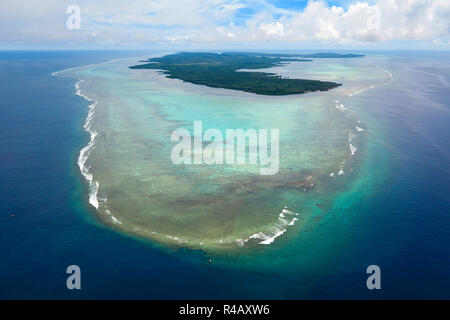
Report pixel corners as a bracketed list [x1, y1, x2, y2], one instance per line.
[129, 52, 364, 95]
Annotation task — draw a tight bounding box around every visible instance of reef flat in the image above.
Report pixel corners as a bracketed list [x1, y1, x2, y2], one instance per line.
[57, 53, 387, 252]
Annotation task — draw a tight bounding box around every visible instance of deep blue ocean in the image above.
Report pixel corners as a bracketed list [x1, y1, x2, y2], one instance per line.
[0, 50, 449, 299]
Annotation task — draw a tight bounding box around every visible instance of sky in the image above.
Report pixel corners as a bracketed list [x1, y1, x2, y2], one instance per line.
[0, 0, 449, 50]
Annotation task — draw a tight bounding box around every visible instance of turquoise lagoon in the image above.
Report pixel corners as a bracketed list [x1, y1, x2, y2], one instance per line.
[58, 55, 390, 254]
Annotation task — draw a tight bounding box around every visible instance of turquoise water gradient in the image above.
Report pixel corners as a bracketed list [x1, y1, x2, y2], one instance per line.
[59, 55, 384, 250]
[0, 51, 449, 298]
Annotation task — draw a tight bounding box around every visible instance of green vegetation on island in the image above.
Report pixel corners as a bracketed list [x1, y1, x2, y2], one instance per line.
[130, 52, 364, 95]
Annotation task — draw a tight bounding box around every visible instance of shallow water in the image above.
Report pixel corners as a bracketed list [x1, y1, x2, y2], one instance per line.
[60, 55, 387, 251]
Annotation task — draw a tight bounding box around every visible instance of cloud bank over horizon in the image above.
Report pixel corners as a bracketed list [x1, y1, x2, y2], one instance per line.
[1, 0, 449, 49]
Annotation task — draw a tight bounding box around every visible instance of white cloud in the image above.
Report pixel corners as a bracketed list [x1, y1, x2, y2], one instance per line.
[259, 22, 285, 37]
[0, 0, 449, 47]
[167, 34, 197, 42]
[273, 0, 450, 44]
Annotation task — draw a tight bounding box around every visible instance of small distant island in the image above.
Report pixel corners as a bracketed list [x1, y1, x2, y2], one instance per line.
[130, 52, 364, 96]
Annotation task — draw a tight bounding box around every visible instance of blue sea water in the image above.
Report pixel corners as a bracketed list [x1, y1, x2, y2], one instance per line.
[0, 50, 449, 299]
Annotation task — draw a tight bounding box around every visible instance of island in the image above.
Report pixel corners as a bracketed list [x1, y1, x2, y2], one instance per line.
[129, 52, 364, 96]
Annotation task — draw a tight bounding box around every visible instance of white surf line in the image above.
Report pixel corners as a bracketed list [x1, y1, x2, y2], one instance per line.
[347, 84, 376, 97]
[335, 103, 348, 112]
[348, 130, 357, 156]
[333, 88, 370, 179]
[335, 99, 350, 112]
[53, 55, 180, 224]
[74, 79, 101, 211]
[347, 80, 380, 97]
[347, 65, 393, 98]
[241, 206, 300, 246]
[334, 101, 354, 160]
[376, 65, 394, 82]
[74, 79, 99, 208]
[349, 144, 357, 156]
[105, 209, 122, 225]
[335, 99, 366, 159]
[259, 229, 286, 245]
[72, 79, 124, 225]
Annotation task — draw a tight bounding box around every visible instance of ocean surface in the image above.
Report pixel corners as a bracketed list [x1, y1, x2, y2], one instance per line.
[0, 50, 449, 299]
